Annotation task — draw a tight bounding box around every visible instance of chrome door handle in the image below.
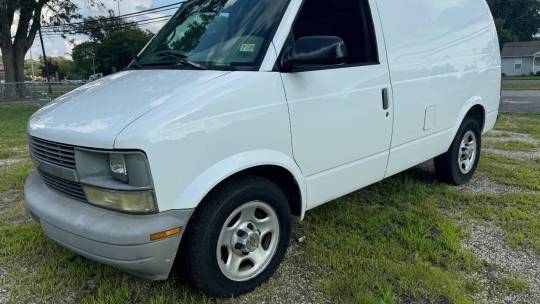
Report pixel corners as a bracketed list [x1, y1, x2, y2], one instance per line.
[382, 88, 389, 110]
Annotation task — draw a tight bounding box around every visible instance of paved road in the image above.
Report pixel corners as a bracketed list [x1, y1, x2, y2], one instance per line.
[501, 90, 540, 114]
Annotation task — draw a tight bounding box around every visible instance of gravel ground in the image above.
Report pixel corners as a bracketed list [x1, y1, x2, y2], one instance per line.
[483, 130, 540, 161]
[455, 132, 540, 304]
[486, 130, 538, 145]
[0, 267, 8, 304]
[0, 191, 30, 226]
[483, 148, 540, 161]
[0, 158, 26, 167]
[463, 222, 540, 304]
[231, 238, 330, 304]
[416, 134, 540, 304]
[456, 174, 537, 195]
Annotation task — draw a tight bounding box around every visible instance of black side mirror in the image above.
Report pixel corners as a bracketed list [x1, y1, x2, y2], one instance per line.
[281, 36, 348, 72]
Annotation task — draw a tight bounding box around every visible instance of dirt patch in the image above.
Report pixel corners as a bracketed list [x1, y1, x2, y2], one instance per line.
[233, 237, 330, 304]
[484, 130, 540, 161]
[456, 175, 536, 195]
[485, 131, 538, 145]
[0, 191, 30, 226]
[463, 222, 540, 304]
[410, 161, 525, 197]
[0, 266, 8, 304]
[483, 148, 540, 162]
[0, 159, 27, 167]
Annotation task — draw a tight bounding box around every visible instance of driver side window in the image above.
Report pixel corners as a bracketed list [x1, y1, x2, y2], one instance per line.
[292, 0, 379, 65]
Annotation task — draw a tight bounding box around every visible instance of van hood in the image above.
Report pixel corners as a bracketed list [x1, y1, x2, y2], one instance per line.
[28, 70, 229, 149]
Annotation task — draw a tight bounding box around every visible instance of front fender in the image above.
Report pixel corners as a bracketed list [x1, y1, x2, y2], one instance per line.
[175, 150, 308, 220]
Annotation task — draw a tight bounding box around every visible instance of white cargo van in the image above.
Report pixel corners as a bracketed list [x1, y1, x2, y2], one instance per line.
[24, 0, 501, 297]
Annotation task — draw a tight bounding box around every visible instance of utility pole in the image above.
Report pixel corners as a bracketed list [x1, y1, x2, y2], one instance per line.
[38, 27, 52, 94]
[29, 48, 35, 80]
[117, 0, 121, 16]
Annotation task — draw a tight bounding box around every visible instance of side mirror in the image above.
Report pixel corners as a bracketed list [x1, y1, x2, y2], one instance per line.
[281, 36, 348, 72]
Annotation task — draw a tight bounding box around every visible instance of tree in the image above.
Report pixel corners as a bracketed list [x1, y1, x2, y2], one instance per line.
[72, 41, 97, 78]
[73, 11, 136, 43]
[493, 19, 518, 48]
[487, 0, 540, 46]
[72, 27, 151, 77]
[94, 28, 152, 75]
[0, 0, 99, 98]
[24, 58, 42, 80]
[41, 56, 75, 80]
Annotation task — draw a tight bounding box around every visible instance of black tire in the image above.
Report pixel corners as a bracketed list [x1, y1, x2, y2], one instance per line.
[181, 175, 291, 298]
[435, 116, 482, 185]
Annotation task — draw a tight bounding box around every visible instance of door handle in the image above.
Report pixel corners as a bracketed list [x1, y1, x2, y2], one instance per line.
[382, 88, 389, 110]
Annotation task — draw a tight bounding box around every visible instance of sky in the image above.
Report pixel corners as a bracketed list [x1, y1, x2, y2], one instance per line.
[23, 0, 180, 60]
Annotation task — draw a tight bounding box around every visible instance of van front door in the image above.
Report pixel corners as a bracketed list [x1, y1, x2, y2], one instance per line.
[278, 0, 393, 208]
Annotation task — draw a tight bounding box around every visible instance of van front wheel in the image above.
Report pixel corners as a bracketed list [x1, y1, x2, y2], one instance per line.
[435, 116, 482, 185]
[182, 175, 291, 298]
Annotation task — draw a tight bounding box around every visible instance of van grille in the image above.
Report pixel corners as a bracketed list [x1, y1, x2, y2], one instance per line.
[29, 137, 76, 169]
[39, 170, 87, 202]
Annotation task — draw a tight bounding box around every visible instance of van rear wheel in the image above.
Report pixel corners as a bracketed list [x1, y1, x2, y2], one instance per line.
[435, 116, 482, 185]
[182, 175, 291, 298]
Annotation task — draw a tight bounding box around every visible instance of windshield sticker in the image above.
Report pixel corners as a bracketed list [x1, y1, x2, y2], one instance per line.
[240, 44, 256, 53]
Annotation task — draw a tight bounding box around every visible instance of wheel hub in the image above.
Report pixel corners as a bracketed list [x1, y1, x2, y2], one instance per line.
[231, 222, 260, 255]
[458, 130, 478, 174]
[217, 201, 280, 282]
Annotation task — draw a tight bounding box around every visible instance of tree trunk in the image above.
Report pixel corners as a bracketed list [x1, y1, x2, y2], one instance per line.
[1, 46, 27, 99]
[1, 44, 17, 99]
[13, 45, 27, 97]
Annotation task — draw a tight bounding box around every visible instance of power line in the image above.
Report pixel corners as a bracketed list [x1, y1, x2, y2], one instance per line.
[39, 16, 172, 37]
[41, 2, 183, 29]
[42, 15, 172, 33]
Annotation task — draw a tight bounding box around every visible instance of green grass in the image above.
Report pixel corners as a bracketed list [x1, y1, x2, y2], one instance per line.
[0, 102, 41, 159]
[502, 75, 540, 80]
[300, 175, 479, 304]
[502, 83, 540, 90]
[497, 276, 529, 293]
[494, 113, 540, 140]
[484, 139, 538, 152]
[0, 160, 35, 192]
[460, 193, 540, 252]
[0, 105, 539, 303]
[478, 154, 540, 191]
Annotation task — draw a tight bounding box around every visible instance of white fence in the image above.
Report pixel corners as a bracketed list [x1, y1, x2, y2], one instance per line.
[0, 81, 86, 102]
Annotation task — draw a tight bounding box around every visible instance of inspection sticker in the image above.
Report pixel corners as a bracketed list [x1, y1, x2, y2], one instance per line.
[240, 44, 256, 53]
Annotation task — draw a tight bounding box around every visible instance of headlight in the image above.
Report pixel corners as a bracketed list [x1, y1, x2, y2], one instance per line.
[83, 186, 157, 214]
[109, 154, 129, 183]
[75, 149, 157, 214]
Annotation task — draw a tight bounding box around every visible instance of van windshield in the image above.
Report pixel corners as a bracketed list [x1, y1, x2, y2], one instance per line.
[137, 0, 290, 71]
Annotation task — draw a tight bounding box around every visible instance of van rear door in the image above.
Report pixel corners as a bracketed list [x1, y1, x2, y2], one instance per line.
[278, 0, 393, 208]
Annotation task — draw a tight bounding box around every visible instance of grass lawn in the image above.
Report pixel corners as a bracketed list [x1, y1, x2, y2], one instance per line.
[502, 75, 540, 81]
[502, 83, 540, 90]
[0, 103, 539, 303]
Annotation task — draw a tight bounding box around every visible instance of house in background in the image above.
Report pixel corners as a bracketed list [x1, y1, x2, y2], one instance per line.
[501, 41, 540, 76]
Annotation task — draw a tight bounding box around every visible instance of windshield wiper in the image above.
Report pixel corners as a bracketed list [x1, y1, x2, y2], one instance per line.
[129, 55, 144, 70]
[154, 50, 207, 70]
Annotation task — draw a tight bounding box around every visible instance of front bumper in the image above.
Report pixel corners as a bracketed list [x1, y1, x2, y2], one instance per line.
[24, 171, 193, 280]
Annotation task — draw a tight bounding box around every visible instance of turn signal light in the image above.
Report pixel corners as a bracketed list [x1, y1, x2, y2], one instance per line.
[150, 227, 182, 241]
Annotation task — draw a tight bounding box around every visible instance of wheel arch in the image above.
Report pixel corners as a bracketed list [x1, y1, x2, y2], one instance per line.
[452, 98, 487, 140]
[174, 150, 307, 221]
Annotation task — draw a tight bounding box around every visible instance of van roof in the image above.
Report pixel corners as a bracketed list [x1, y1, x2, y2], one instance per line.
[502, 41, 540, 57]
